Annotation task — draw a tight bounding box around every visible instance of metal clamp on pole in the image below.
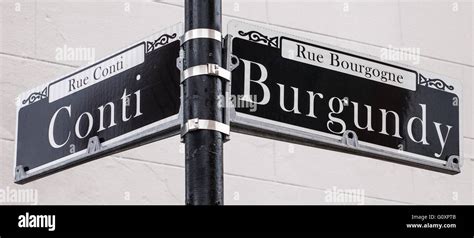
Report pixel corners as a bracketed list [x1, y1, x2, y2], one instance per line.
[182, 63, 231, 83]
[181, 28, 222, 44]
[181, 118, 230, 138]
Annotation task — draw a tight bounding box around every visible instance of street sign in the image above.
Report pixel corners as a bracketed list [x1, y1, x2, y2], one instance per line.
[228, 20, 462, 174]
[14, 23, 183, 184]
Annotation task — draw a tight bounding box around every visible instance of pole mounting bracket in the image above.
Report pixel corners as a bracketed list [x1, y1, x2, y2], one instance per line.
[182, 63, 231, 83]
[221, 34, 237, 142]
[181, 118, 230, 138]
[181, 28, 222, 44]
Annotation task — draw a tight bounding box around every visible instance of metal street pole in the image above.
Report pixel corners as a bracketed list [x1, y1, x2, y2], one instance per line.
[182, 0, 226, 205]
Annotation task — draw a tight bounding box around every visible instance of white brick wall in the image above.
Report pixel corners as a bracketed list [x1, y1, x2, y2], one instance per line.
[0, 0, 472, 204]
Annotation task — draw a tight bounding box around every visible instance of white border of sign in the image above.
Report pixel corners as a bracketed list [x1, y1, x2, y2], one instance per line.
[14, 23, 183, 183]
[228, 20, 463, 174]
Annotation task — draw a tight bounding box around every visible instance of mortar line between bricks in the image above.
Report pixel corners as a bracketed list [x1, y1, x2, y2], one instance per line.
[154, 1, 474, 68]
[0, 52, 79, 68]
[114, 155, 413, 205]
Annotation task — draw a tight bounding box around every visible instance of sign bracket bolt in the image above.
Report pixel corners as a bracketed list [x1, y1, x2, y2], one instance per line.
[446, 155, 461, 171]
[14, 165, 27, 182]
[86, 136, 103, 154]
[341, 130, 359, 148]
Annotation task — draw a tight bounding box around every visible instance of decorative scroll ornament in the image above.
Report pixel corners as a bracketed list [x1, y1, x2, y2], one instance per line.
[418, 73, 454, 91]
[238, 30, 279, 48]
[146, 33, 177, 53]
[22, 86, 48, 105]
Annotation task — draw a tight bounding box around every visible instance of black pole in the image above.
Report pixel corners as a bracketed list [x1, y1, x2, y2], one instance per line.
[183, 0, 224, 205]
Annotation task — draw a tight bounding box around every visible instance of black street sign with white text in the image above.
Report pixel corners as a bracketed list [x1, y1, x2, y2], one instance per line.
[228, 21, 462, 173]
[14, 24, 183, 183]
